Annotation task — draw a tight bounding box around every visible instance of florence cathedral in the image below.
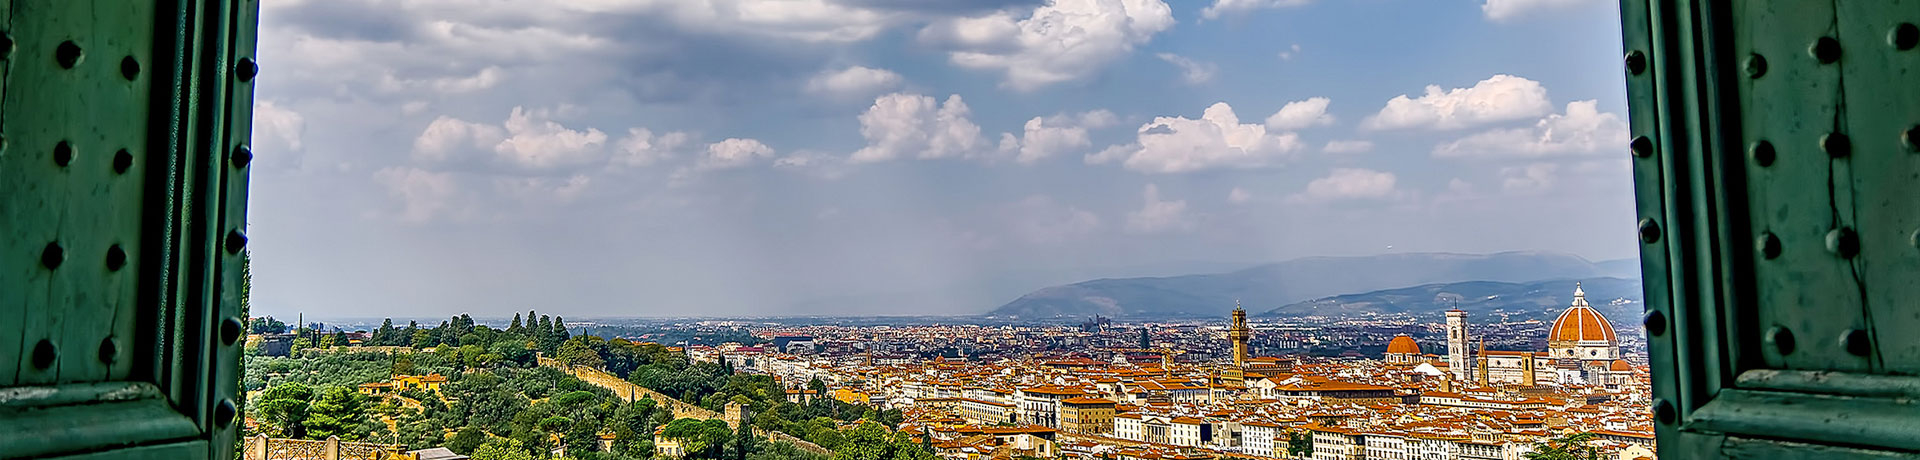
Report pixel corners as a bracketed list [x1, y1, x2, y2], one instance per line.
[1385, 283, 1635, 388]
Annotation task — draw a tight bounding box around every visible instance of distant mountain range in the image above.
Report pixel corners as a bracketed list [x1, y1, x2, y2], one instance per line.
[1260, 277, 1642, 321]
[985, 251, 1641, 319]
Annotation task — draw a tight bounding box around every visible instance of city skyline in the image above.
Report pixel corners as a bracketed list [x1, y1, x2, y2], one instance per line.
[240, 285, 1652, 459]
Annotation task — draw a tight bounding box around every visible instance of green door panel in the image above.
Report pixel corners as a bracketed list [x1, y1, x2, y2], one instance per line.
[1, 0, 256, 458]
[1627, 0, 1920, 457]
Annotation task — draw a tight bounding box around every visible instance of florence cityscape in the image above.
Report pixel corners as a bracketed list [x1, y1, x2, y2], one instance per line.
[232, 0, 1651, 459]
[241, 253, 1653, 460]
[13, 0, 1918, 458]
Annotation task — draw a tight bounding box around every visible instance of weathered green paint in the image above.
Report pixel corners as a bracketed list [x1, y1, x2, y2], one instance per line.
[2, 0, 154, 386]
[1, 0, 255, 458]
[1837, 0, 1920, 374]
[1628, 0, 1920, 457]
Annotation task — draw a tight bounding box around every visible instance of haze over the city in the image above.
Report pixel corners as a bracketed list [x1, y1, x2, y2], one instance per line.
[248, 0, 1634, 319]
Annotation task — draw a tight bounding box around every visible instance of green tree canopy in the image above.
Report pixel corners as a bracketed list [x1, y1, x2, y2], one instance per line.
[471, 438, 537, 460]
[305, 386, 371, 440]
[558, 337, 606, 369]
[254, 383, 315, 439]
[1524, 432, 1600, 460]
[446, 426, 487, 455]
[662, 418, 735, 459]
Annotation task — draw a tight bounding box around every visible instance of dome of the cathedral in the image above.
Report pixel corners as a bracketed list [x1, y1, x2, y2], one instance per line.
[1386, 334, 1421, 354]
[1609, 359, 1632, 372]
[1550, 284, 1618, 343]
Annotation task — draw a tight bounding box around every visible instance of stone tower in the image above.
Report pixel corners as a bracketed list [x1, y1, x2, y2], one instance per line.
[1230, 301, 1251, 368]
[1447, 309, 1469, 381]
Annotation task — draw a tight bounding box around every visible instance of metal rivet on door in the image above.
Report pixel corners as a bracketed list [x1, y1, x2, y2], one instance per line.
[55, 40, 82, 69]
[1642, 311, 1667, 337]
[32, 339, 57, 369]
[1822, 133, 1851, 158]
[1768, 326, 1796, 355]
[1811, 36, 1842, 64]
[106, 245, 127, 271]
[1891, 23, 1918, 51]
[1630, 136, 1654, 158]
[1841, 329, 1872, 357]
[1750, 141, 1775, 166]
[114, 149, 133, 174]
[1756, 233, 1781, 259]
[54, 141, 74, 167]
[42, 242, 65, 269]
[1745, 53, 1767, 78]
[231, 145, 253, 169]
[98, 337, 118, 364]
[120, 56, 139, 80]
[1827, 227, 1858, 258]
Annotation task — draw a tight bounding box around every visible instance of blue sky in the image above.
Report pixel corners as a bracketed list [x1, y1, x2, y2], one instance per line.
[248, 0, 1637, 319]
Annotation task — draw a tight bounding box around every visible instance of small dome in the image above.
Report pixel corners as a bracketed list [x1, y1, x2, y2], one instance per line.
[1386, 334, 1421, 354]
[1609, 359, 1631, 372]
[1550, 284, 1617, 343]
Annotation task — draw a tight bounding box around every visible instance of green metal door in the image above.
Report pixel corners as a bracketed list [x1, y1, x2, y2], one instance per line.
[1, 0, 257, 458]
[1623, 0, 1920, 457]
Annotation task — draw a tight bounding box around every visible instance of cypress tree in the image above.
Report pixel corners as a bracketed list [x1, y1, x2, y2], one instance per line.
[554, 317, 571, 344]
[537, 315, 555, 354]
[376, 318, 396, 345]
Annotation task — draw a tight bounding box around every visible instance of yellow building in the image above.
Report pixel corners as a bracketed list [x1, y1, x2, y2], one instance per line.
[1058, 397, 1116, 435]
[357, 373, 449, 397]
[655, 427, 685, 459]
[393, 373, 449, 393]
[356, 381, 394, 396]
[834, 388, 873, 406]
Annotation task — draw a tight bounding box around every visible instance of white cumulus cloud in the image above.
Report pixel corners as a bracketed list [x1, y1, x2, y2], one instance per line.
[1088, 102, 1303, 173]
[1156, 53, 1217, 85]
[1482, 0, 1599, 22]
[701, 138, 776, 170]
[1362, 74, 1552, 131]
[923, 0, 1175, 91]
[412, 116, 505, 163]
[1291, 168, 1398, 202]
[494, 107, 610, 170]
[410, 106, 610, 171]
[851, 93, 985, 163]
[615, 128, 694, 167]
[1002, 110, 1118, 164]
[1500, 163, 1558, 193]
[252, 100, 307, 154]
[806, 66, 904, 99]
[1264, 97, 1335, 131]
[1201, 0, 1313, 19]
[1126, 184, 1194, 234]
[561, 0, 895, 43]
[1432, 100, 1629, 158]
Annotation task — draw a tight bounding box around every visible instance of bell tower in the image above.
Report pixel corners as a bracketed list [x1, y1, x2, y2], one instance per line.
[1447, 309, 1469, 382]
[1230, 301, 1251, 368]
